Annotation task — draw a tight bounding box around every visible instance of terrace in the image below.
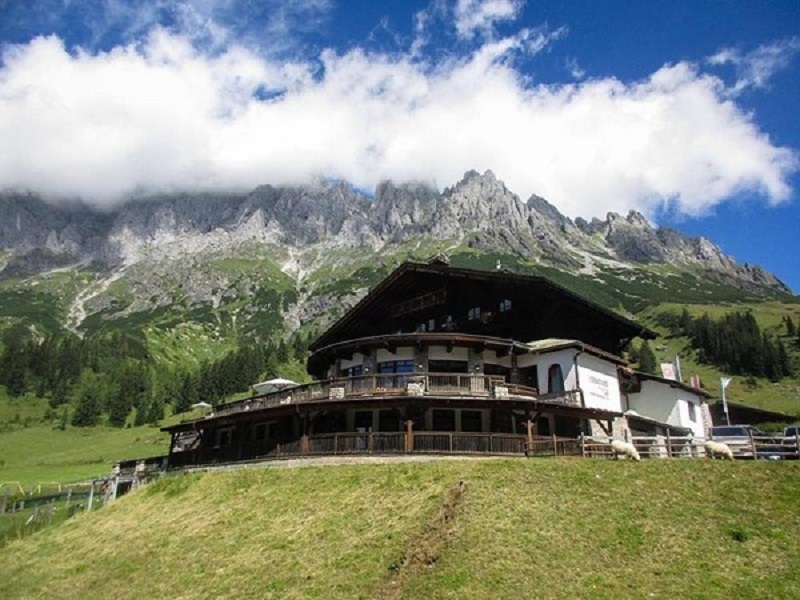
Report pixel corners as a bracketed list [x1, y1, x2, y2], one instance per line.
[207, 372, 583, 420]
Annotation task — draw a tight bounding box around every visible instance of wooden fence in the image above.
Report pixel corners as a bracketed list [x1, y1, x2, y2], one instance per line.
[166, 431, 800, 468]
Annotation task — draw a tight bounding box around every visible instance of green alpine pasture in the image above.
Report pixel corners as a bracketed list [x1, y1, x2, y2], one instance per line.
[1, 459, 799, 599]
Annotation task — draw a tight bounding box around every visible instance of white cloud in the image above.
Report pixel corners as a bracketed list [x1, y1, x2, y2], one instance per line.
[453, 0, 522, 40]
[707, 37, 800, 95]
[565, 56, 585, 80]
[0, 30, 796, 220]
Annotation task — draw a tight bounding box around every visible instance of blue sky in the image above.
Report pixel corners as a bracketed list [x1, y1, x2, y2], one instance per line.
[1, 0, 799, 290]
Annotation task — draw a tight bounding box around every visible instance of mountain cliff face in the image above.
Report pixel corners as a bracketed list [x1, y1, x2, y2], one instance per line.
[0, 170, 791, 343]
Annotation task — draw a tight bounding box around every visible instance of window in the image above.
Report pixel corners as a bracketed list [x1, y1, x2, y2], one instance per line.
[428, 359, 468, 373]
[468, 307, 481, 320]
[547, 364, 565, 393]
[253, 422, 278, 441]
[537, 416, 551, 436]
[461, 410, 483, 432]
[215, 427, 234, 448]
[433, 409, 456, 431]
[378, 360, 416, 374]
[341, 365, 363, 378]
[354, 411, 373, 432]
[379, 410, 401, 432]
[687, 401, 697, 422]
[253, 423, 267, 442]
[499, 299, 512, 312]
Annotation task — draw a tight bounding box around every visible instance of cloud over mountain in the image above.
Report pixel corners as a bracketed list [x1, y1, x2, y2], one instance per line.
[0, 2, 796, 220]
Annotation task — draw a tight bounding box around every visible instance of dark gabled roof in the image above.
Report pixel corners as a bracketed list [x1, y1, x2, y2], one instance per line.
[310, 261, 656, 351]
[631, 370, 713, 399]
[709, 401, 798, 422]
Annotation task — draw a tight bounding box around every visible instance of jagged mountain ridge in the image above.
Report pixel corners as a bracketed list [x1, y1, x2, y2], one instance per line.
[0, 170, 787, 292]
[0, 169, 794, 351]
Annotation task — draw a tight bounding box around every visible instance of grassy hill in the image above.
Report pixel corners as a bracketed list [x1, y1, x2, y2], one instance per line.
[638, 301, 800, 416]
[2, 458, 799, 599]
[0, 388, 171, 485]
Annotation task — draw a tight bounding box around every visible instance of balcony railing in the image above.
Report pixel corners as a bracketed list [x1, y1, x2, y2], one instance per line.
[207, 373, 581, 420]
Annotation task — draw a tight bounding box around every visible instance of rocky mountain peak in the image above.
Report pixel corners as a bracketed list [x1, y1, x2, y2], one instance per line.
[0, 172, 791, 294]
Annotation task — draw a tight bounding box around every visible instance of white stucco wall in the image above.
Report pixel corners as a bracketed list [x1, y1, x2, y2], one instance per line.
[628, 380, 706, 437]
[481, 349, 512, 367]
[376, 346, 414, 362]
[628, 380, 679, 424]
[428, 345, 469, 361]
[340, 352, 365, 370]
[674, 389, 706, 437]
[577, 353, 623, 412]
[536, 349, 578, 393]
[516, 353, 538, 369]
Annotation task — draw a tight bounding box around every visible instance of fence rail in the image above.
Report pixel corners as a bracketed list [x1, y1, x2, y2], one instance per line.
[165, 432, 800, 468]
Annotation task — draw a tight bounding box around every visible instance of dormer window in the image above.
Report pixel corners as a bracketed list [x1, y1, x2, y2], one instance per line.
[468, 307, 481, 320]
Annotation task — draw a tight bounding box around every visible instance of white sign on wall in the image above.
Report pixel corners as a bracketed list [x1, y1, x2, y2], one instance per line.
[660, 363, 677, 380]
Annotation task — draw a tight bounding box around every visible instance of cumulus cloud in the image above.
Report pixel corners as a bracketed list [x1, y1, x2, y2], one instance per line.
[0, 27, 796, 219]
[707, 36, 800, 94]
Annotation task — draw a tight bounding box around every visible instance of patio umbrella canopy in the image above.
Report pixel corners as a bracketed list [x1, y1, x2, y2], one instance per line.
[252, 378, 298, 395]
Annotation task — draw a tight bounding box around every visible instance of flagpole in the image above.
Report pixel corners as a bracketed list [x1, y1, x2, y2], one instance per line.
[720, 377, 732, 426]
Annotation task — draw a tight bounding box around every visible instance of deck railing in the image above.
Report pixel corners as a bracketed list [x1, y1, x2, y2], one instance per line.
[210, 372, 544, 419]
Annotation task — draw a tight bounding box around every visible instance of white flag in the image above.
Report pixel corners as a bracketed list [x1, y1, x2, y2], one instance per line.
[721, 377, 732, 390]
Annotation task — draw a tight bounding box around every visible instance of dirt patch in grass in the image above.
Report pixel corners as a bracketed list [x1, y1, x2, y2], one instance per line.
[382, 479, 467, 599]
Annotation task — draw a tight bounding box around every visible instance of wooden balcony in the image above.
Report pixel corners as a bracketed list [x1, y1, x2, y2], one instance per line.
[207, 374, 583, 420]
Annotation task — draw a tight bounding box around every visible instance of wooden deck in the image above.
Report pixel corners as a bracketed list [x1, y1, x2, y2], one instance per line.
[208, 372, 581, 420]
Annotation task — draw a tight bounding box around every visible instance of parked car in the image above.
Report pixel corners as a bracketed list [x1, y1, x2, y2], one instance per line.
[709, 425, 784, 460]
[782, 426, 800, 460]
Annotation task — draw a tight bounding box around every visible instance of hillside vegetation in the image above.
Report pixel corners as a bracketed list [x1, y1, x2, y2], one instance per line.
[639, 301, 800, 416]
[2, 459, 799, 599]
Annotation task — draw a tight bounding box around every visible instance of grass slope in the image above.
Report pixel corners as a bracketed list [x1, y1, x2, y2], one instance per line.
[0, 424, 168, 486]
[2, 459, 799, 599]
[640, 302, 800, 416]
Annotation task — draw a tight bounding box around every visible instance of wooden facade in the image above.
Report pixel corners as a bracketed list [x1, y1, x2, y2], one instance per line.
[162, 260, 658, 467]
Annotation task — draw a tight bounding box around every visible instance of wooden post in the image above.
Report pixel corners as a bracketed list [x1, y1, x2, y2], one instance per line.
[405, 419, 414, 453]
[526, 419, 534, 457]
[334, 434, 339, 455]
[749, 429, 757, 459]
[87, 482, 95, 512]
[448, 432, 453, 453]
[580, 433, 586, 458]
[666, 430, 673, 458]
[65, 488, 72, 512]
[300, 434, 310, 455]
[368, 430, 374, 454]
[552, 433, 558, 457]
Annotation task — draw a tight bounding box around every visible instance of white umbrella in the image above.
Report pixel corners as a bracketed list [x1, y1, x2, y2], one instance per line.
[252, 378, 298, 394]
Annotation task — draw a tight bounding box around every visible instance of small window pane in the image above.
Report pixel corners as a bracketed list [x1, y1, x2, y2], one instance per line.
[433, 409, 456, 431]
[461, 410, 483, 432]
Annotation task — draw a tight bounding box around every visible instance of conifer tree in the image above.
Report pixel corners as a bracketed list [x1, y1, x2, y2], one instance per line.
[277, 338, 289, 363]
[637, 340, 657, 374]
[71, 371, 104, 427]
[175, 372, 198, 414]
[782, 315, 795, 337]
